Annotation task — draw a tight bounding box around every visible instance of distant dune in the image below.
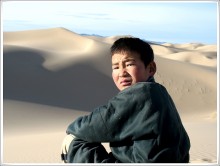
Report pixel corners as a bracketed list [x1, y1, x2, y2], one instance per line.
[3, 27, 217, 163]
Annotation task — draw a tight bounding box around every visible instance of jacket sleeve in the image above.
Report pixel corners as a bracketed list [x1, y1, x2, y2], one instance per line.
[66, 82, 157, 143]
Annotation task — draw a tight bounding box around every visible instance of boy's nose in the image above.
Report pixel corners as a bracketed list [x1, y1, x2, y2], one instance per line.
[118, 68, 128, 77]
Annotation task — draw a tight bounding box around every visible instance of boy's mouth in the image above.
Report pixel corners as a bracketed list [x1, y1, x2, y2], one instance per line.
[120, 79, 132, 86]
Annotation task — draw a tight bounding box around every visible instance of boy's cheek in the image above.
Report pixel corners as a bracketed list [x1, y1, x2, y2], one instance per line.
[112, 72, 118, 81]
[112, 75, 118, 84]
[112, 76, 122, 90]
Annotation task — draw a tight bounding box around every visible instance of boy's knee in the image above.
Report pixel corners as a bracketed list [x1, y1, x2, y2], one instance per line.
[61, 136, 119, 163]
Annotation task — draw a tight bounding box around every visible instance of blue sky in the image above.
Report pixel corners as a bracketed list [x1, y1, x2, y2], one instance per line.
[2, 1, 218, 44]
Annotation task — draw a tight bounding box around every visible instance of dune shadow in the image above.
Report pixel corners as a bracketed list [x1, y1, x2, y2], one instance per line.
[4, 48, 118, 111]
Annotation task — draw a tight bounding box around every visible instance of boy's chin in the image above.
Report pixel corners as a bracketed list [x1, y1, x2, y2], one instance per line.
[119, 85, 132, 91]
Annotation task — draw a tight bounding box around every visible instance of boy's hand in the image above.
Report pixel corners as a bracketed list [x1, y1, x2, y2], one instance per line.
[61, 134, 75, 163]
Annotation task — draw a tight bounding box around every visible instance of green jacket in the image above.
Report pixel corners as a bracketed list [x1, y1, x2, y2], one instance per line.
[66, 79, 190, 163]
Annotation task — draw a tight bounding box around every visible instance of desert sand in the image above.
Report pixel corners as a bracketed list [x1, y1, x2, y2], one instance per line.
[2, 27, 218, 163]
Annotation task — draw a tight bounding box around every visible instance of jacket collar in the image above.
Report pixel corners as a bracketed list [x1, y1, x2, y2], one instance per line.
[146, 76, 155, 83]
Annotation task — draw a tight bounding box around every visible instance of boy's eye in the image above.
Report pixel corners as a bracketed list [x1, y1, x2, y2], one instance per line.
[112, 66, 119, 70]
[126, 63, 134, 67]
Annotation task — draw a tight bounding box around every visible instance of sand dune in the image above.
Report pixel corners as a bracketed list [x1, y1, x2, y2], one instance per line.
[3, 27, 217, 163]
[4, 28, 112, 72]
[152, 43, 217, 67]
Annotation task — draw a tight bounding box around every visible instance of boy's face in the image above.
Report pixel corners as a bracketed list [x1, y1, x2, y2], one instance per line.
[112, 51, 155, 91]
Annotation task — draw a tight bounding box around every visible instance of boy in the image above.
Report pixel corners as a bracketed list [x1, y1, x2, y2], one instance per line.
[61, 37, 190, 163]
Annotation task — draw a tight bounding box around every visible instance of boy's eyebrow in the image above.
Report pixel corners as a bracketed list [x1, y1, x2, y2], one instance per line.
[112, 62, 119, 66]
[123, 58, 135, 62]
[112, 58, 135, 65]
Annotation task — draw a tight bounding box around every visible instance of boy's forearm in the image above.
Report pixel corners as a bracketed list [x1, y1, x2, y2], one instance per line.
[66, 107, 111, 142]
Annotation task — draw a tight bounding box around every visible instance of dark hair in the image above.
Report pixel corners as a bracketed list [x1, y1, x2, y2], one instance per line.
[110, 37, 154, 67]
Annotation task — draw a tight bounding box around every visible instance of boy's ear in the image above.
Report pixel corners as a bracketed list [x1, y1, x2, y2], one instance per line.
[149, 61, 157, 75]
